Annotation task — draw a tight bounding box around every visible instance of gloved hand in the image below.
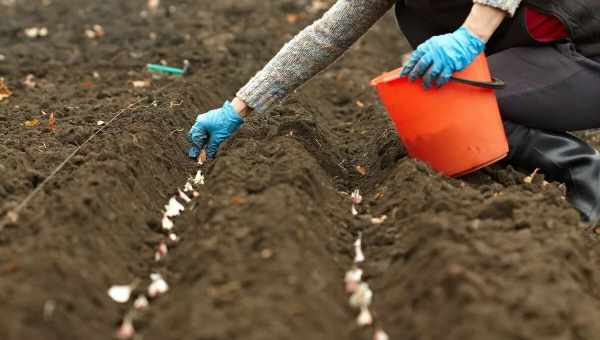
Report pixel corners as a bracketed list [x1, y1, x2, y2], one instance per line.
[187, 101, 244, 160]
[400, 26, 485, 88]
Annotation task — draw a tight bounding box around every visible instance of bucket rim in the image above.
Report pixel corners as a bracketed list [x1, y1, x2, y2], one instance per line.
[370, 54, 493, 88]
[370, 67, 403, 87]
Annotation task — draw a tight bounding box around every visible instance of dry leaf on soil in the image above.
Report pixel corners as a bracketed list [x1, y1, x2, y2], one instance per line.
[148, 0, 159, 10]
[286, 14, 299, 23]
[197, 149, 207, 165]
[131, 80, 151, 88]
[48, 112, 56, 132]
[355, 165, 368, 176]
[371, 215, 387, 225]
[24, 119, 40, 128]
[0, 79, 12, 101]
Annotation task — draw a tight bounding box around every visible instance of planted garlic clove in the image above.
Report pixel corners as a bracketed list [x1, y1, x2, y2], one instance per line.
[183, 182, 194, 192]
[354, 236, 365, 263]
[357, 306, 373, 326]
[351, 189, 363, 205]
[524, 168, 540, 184]
[133, 295, 149, 310]
[108, 285, 132, 303]
[346, 281, 359, 294]
[115, 318, 135, 339]
[164, 197, 185, 217]
[178, 189, 192, 203]
[148, 0, 160, 11]
[193, 170, 205, 185]
[154, 241, 168, 261]
[148, 273, 169, 297]
[349, 282, 373, 309]
[162, 214, 174, 231]
[345, 267, 364, 293]
[24, 27, 39, 38]
[168, 233, 179, 242]
[373, 328, 390, 340]
[345, 267, 364, 283]
[198, 149, 208, 165]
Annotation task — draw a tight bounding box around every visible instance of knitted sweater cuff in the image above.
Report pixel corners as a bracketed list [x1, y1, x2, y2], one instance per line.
[473, 0, 521, 17]
[235, 75, 286, 114]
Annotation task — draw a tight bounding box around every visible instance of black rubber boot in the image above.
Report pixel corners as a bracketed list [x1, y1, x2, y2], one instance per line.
[504, 121, 600, 223]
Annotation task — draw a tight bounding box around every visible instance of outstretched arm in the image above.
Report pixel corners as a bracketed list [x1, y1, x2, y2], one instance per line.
[235, 0, 396, 114]
[189, 0, 396, 159]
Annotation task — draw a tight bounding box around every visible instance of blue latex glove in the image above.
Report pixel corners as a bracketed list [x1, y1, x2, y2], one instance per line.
[187, 101, 244, 160]
[400, 26, 485, 88]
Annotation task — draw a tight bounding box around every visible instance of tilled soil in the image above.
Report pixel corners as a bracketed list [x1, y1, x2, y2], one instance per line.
[3, 1, 600, 340]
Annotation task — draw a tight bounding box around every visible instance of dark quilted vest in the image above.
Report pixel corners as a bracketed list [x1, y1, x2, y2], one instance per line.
[526, 0, 600, 56]
[401, 0, 600, 56]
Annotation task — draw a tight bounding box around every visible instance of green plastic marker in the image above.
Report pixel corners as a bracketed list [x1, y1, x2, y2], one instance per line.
[147, 60, 190, 76]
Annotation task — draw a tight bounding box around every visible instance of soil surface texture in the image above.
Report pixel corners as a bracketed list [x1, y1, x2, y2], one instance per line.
[3, 1, 600, 340]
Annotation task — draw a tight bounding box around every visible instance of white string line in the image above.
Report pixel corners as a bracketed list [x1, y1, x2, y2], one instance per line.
[1, 81, 178, 230]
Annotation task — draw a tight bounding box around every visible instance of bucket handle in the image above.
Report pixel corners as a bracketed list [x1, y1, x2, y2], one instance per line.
[450, 76, 506, 90]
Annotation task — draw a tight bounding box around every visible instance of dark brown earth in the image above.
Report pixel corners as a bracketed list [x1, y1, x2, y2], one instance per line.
[3, 1, 600, 340]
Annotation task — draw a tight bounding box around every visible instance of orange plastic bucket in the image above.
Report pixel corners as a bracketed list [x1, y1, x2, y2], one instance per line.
[371, 54, 508, 177]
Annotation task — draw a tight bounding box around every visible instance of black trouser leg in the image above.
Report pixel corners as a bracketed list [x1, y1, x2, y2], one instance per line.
[489, 46, 600, 222]
[504, 122, 600, 222]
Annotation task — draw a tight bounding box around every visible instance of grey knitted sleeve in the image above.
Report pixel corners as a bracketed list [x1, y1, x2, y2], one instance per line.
[237, 0, 523, 113]
[473, 0, 523, 16]
[236, 0, 396, 113]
